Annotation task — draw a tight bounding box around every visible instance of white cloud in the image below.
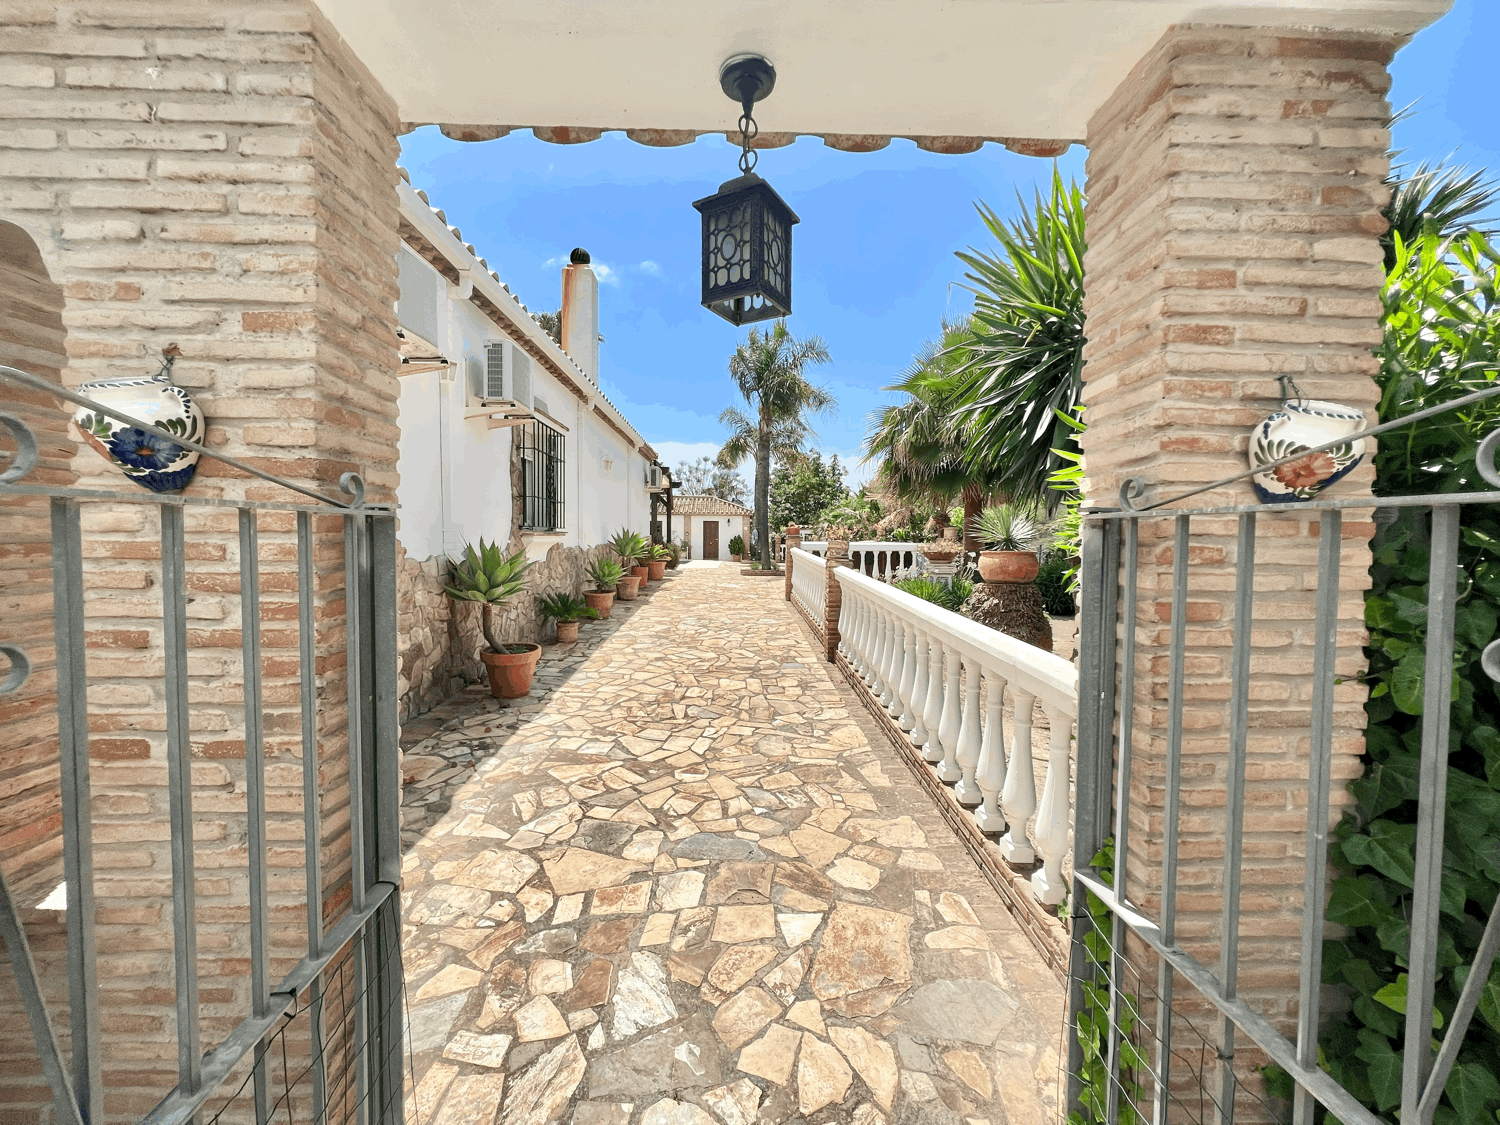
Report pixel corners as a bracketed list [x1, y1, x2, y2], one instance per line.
[637, 260, 662, 277]
[541, 255, 620, 285]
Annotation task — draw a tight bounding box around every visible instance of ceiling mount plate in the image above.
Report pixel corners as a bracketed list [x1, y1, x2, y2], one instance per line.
[719, 54, 776, 108]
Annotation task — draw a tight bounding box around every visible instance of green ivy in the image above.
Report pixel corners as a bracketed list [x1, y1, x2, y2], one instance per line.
[1070, 840, 1148, 1125]
[1275, 230, 1500, 1123]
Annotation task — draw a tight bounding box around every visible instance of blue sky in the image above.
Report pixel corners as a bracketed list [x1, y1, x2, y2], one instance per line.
[398, 0, 1496, 488]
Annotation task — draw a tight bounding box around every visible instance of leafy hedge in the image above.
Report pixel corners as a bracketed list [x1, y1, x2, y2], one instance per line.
[1284, 231, 1500, 1122]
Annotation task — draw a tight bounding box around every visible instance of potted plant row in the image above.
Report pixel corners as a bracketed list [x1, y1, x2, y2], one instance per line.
[539, 592, 599, 643]
[646, 542, 671, 581]
[608, 530, 647, 599]
[443, 539, 540, 698]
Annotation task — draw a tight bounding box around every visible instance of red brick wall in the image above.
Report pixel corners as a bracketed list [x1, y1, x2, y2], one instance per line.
[0, 1, 400, 1116]
[1079, 25, 1391, 1118]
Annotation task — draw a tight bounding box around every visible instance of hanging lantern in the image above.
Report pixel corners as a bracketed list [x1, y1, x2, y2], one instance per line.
[692, 55, 799, 326]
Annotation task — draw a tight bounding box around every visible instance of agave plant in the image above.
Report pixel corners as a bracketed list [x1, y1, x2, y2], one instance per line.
[443, 539, 532, 653]
[646, 543, 673, 562]
[537, 592, 599, 624]
[587, 557, 624, 591]
[609, 529, 649, 568]
[974, 503, 1040, 552]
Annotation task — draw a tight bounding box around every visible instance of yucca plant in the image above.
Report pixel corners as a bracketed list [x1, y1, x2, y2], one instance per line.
[947, 167, 1087, 509]
[975, 503, 1040, 552]
[586, 557, 623, 592]
[646, 543, 672, 562]
[537, 592, 599, 624]
[608, 529, 649, 568]
[443, 539, 532, 653]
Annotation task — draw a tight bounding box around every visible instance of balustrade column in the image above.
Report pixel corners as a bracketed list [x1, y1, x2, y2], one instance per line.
[974, 669, 1007, 833]
[871, 607, 891, 696]
[896, 618, 919, 729]
[952, 659, 983, 807]
[998, 688, 1037, 863]
[935, 646, 962, 783]
[921, 639, 946, 763]
[906, 629, 930, 748]
[1030, 702, 1074, 905]
[887, 618, 910, 717]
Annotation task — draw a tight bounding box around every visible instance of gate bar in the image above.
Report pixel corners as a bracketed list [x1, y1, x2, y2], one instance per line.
[1293, 510, 1342, 1125]
[239, 508, 272, 1123]
[160, 504, 201, 1096]
[1402, 505, 1461, 1120]
[297, 509, 329, 1118]
[51, 497, 104, 1121]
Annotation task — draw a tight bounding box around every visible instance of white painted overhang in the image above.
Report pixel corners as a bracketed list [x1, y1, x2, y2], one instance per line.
[314, 0, 1451, 151]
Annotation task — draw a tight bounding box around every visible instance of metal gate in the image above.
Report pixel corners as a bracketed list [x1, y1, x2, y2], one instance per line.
[0, 364, 405, 1125]
[1067, 389, 1500, 1125]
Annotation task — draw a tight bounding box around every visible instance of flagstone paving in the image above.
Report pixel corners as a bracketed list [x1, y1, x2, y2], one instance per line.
[399, 563, 1066, 1125]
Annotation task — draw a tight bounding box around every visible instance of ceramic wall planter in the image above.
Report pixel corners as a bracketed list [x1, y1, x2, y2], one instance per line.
[978, 550, 1039, 584]
[71, 356, 203, 493]
[616, 575, 641, 600]
[554, 621, 580, 644]
[1249, 397, 1366, 504]
[480, 643, 541, 698]
[584, 590, 615, 619]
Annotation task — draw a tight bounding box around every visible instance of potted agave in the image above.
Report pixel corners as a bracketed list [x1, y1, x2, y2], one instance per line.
[585, 558, 622, 618]
[975, 503, 1040, 584]
[609, 529, 646, 600]
[443, 539, 539, 698]
[728, 533, 745, 563]
[539, 592, 599, 643]
[645, 543, 671, 581]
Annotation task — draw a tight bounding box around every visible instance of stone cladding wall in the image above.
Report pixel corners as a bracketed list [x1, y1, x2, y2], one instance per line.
[1078, 24, 1393, 1117]
[0, 1, 400, 1117]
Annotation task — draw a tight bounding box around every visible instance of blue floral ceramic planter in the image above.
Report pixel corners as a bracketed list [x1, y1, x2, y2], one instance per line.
[71, 359, 203, 493]
[1248, 398, 1366, 504]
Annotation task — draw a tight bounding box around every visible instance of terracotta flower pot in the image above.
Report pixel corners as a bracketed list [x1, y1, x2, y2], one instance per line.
[632, 564, 649, 581]
[584, 590, 614, 618]
[978, 550, 1040, 584]
[480, 643, 541, 698]
[647, 560, 666, 580]
[785, 525, 800, 536]
[554, 620, 580, 643]
[616, 575, 641, 600]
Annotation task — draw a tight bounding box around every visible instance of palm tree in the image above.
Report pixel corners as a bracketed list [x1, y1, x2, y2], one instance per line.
[865, 320, 1002, 554]
[945, 167, 1088, 508]
[717, 321, 834, 569]
[1381, 159, 1498, 272]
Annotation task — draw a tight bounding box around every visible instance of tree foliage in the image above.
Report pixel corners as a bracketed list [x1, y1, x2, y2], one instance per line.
[717, 321, 833, 568]
[768, 450, 850, 530]
[675, 455, 750, 505]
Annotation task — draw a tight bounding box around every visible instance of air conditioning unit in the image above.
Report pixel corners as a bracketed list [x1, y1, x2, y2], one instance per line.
[465, 340, 534, 422]
[646, 462, 665, 491]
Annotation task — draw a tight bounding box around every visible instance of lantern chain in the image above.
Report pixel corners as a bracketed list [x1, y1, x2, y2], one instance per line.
[738, 107, 759, 174]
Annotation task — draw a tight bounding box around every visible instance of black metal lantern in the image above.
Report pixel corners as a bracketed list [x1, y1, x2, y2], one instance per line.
[692, 55, 799, 326]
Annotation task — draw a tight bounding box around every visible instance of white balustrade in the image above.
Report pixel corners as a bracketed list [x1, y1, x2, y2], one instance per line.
[830, 567, 1079, 909]
[789, 548, 826, 632]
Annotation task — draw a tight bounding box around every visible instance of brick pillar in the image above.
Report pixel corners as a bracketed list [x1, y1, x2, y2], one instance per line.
[823, 537, 847, 662]
[0, 1, 400, 1115]
[783, 527, 801, 600]
[1079, 25, 1390, 1111]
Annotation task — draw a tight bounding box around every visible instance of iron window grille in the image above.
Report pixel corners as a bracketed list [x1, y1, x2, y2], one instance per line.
[520, 419, 565, 532]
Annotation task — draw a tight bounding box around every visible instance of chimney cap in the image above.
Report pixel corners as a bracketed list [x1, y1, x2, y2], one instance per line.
[570, 247, 591, 265]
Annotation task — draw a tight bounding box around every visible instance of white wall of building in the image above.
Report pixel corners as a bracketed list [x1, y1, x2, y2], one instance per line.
[680, 513, 746, 560]
[393, 188, 655, 565]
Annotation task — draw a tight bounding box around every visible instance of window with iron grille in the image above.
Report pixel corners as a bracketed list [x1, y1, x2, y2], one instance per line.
[520, 419, 565, 532]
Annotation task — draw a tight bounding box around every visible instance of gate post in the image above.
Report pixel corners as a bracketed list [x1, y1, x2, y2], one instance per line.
[823, 534, 847, 662]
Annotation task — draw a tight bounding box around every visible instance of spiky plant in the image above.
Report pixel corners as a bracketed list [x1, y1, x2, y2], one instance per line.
[608, 529, 649, 569]
[537, 592, 599, 624]
[974, 503, 1041, 552]
[443, 539, 532, 652]
[586, 558, 624, 592]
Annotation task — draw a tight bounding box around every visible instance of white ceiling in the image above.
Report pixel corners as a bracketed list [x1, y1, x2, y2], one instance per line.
[314, 0, 1450, 145]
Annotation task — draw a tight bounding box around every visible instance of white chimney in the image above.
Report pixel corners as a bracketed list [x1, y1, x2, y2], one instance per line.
[560, 247, 598, 384]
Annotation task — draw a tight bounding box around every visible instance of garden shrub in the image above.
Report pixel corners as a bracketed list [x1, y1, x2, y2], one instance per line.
[893, 574, 967, 613]
[1036, 558, 1076, 616]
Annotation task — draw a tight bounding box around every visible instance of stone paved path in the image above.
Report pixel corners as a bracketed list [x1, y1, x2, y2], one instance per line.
[399, 563, 1065, 1125]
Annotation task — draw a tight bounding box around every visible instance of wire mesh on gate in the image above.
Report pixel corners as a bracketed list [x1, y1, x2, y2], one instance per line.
[204, 900, 409, 1125]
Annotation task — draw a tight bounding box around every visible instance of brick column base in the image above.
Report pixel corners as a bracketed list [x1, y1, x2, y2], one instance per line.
[784, 530, 802, 600]
[823, 539, 847, 662]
